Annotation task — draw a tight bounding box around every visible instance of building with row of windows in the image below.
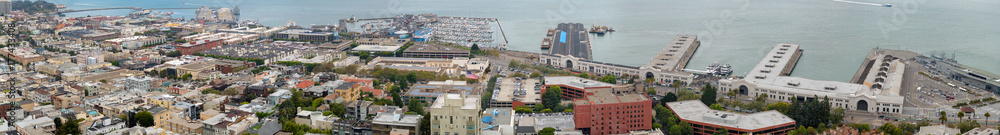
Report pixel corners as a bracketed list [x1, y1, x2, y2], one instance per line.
[538, 35, 700, 85]
[718, 44, 906, 114]
[666, 100, 796, 135]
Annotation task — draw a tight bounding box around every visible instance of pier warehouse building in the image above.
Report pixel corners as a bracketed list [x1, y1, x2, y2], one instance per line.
[539, 34, 700, 85]
[717, 43, 906, 114]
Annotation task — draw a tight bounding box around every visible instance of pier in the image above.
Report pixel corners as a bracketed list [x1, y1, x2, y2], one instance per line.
[548, 23, 592, 60]
[495, 18, 509, 44]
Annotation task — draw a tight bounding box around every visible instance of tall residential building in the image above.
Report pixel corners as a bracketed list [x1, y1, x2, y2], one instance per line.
[125, 76, 154, 92]
[429, 93, 481, 135]
[0, 0, 10, 15]
[567, 76, 652, 135]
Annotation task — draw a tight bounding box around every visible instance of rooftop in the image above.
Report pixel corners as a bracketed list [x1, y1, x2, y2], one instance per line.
[277, 29, 335, 36]
[665, 100, 795, 131]
[371, 109, 422, 127]
[407, 82, 479, 97]
[544, 76, 615, 90]
[572, 86, 647, 105]
[403, 43, 470, 53]
[352, 45, 402, 52]
[430, 93, 479, 110]
[178, 62, 215, 70]
[516, 112, 576, 131]
[547, 23, 591, 60]
[645, 35, 698, 71]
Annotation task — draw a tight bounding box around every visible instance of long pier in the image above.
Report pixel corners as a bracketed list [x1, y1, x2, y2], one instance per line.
[495, 18, 509, 44]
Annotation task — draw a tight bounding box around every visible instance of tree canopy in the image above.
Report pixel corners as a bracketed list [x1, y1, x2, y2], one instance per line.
[700, 84, 718, 105]
[598, 75, 616, 84]
[542, 86, 563, 110]
[136, 111, 155, 127]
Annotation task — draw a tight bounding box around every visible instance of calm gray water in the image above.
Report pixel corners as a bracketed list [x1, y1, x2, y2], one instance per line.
[54, 0, 1000, 82]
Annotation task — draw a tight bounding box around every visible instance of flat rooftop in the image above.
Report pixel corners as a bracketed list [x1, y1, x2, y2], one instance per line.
[666, 100, 794, 131]
[646, 35, 698, 71]
[404, 44, 470, 53]
[179, 62, 214, 70]
[429, 93, 479, 110]
[544, 76, 614, 90]
[516, 113, 576, 131]
[406, 83, 479, 97]
[953, 65, 1000, 86]
[372, 111, 422, 126]
[352, 45, 402, 52]
[573, 87, 647, 105]
[547, 23, 591, 60]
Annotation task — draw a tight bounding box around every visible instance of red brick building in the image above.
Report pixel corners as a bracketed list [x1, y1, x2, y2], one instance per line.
[666, 100, 796, 135]
[175, 38, 222, 55]
[542, 76, 616, 99]
[571, 85, 652, 135]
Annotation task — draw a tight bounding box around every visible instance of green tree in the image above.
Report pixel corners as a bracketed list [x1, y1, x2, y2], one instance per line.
[312, 98, 324, 108]
[166, 51, 182, 57]
[255, 112, 272, 119]
[408, 98, 424, 114]
[663, 92, 678, 103]
[55, 117, 81, 135]
[515, 106, 533, 113]
[53, 117, 63, 135]
[986, 112, 991, 126]
[180, 73, 192, 80]
[848, 123, 871, 132]
[136, 111, 155, 127]
[598, 75, 616, 84]
[149, 70, 158, 77]
[542, 86, 563, 110]
[470, 44, 480, 53]
[578, 73, 589, 79]
[710, 104, 725, 110]
[100, 79, 107, 83]
[392, 92, 404, 107]
[956, 120, 981, 133]
[878, 123, 904, 135]
[830, 107, 846, 124]
[700, 84, 718, 105]
[563, 109, 573, 112]
[538, 127, 556, 135]
[672, 80, 683, 89]
[897, 122, 920, 134]
[713, 127, 729, 135]
[541, 109, 553, 113]
[958, 111, 965, 122]
[670, 121, 694, 135]
[329, 103, 346, 117]
[767, 102, 792, 114]
[787, 96, 832, 128]
[940, 111, 948, 124]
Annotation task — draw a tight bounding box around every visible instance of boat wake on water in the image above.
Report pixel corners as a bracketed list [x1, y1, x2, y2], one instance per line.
[832, 0, 892, 7]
